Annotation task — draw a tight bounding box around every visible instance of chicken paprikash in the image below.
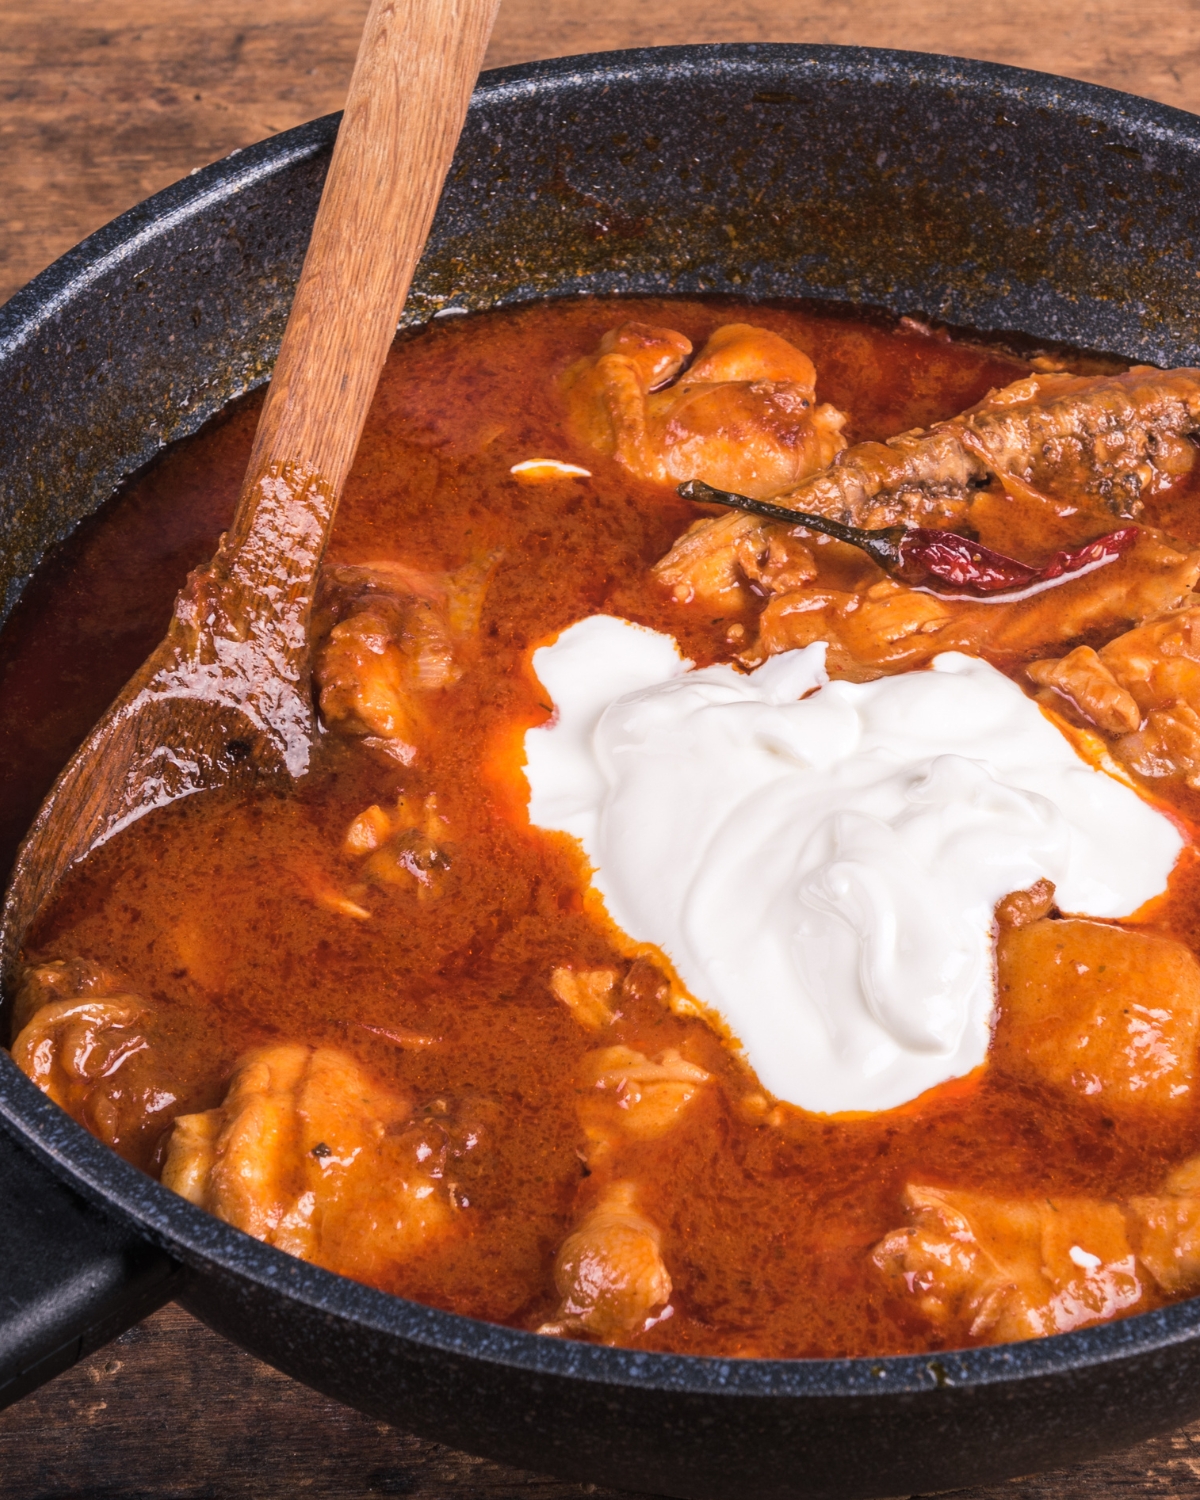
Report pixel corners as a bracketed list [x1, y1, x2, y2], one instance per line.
[11, 297, 1200, 1359]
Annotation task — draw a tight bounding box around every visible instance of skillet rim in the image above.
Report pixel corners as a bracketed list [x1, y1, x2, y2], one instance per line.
[8, 39, 1200, 360]
[5, 40, 1200, 1403]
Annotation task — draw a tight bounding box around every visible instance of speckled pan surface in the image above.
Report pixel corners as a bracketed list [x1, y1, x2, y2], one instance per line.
[3, 44, 1200, 1500]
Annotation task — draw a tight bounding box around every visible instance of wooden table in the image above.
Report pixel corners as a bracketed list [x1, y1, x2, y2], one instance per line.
[4, 3, 1200, 1495]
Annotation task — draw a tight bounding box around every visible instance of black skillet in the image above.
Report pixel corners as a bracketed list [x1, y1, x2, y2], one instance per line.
[2, 45, 1200, 1500]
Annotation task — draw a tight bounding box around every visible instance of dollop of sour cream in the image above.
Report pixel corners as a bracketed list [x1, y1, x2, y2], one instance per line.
[524, 615, 1183, 1114]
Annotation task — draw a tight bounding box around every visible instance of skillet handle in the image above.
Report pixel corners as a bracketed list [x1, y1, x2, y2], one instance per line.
[0, 1122, 183, 1408]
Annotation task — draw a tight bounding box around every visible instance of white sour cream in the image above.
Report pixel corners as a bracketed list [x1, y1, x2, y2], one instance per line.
[524, 615, 1183, 1114]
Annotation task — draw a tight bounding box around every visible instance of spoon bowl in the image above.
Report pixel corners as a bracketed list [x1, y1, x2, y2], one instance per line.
[0, 0, 500, 981]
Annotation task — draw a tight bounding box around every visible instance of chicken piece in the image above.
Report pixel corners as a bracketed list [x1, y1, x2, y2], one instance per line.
[10, 961, 178, 1169]
[577, 1046, 711, 1154]
[344, 802, 396, 857]
[778, 425, 981, 532]
[873, 1185, 1145, 1343]
[752, 562, 954, 663]
[749, 525, 1200, 678]
[751, 583, 876, 677]
[351, 793, 452, 896]
[537, 1181, 672, 1342]
[1119, 704, 1200, 787]
[977, 528, 1200, 659]
[1032, 606, 1200, 787]
[767, 365, 1200, 532]
[11, 955, 128, 1037]
[549, 967, 619, 1032]
[1127, 1156, 1200, 1294]
[302, 794, 452, 919]
[656, 365, 1200, 624]
[576, 1044, 708, 1134]
[1103, 607, 1200, 719]
[1027, 647, 1142, 734]
[994, 918, 1200, 1110]
[803, 577, 959, 672]
[315, 557, 495, 760]
[963, 368, 1199, 515]
[620, 957, 672, 1007]
[317, 604, 421, 759]
[162, 1045, 450, 1279]
[652, 422, 973, 611]
[653, 512, 766, 607]
[653, 511, 820, 607]
[741, 528, 821, 594]
[564, 321, 847, 500]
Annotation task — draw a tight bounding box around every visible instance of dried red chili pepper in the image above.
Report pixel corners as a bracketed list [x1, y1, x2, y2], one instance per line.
[677, 480, 1139, 601]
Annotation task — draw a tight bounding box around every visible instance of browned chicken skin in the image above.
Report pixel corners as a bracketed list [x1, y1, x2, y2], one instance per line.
[564, 321, 848, 499]
[11, 959, 180, 1170]
[770, 365, 1200, 531]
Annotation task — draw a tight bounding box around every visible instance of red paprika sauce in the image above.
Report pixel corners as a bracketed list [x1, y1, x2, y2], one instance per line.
[7, 296, 1200, 1358]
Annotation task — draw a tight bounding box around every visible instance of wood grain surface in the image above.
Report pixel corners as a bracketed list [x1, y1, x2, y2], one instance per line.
[3, 1301, 1200, 1500]
[5, 1, 1200, 1496]
[6, 0, 1200, 307]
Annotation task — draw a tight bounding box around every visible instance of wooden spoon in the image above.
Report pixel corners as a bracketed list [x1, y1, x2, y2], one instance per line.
[0, 0, 500, 983]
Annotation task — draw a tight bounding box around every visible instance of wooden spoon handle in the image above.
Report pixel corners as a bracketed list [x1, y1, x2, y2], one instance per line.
[237, 0, 499, 525]
[171, 0, 499, 775]
[0, 0, 500, 970]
